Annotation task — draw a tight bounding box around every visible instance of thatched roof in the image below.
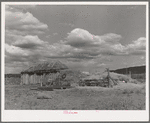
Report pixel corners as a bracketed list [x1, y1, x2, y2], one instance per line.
[21, 60, 68, 74]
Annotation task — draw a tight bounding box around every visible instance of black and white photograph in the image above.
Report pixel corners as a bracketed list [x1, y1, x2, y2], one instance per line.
[1, 1, 149, 122]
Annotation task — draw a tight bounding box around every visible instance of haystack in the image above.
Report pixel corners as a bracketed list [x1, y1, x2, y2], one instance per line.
[21, 60, 68, 85]
[56, 69, 85, 86]
[79, 74, 101, 86]
[79, 72, 138, 87]
[99, 72, 138, 84]
[81, 74, 100, 81]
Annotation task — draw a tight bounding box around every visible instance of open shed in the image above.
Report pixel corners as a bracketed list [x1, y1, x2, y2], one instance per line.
[20, 60, 68, 85]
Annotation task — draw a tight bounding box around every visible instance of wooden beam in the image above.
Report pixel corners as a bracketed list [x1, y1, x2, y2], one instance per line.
[41, 75, 43, 87]
[20, 74, 23, 85]
[23, 74, 24, 84]
[106, 68, 113, 88]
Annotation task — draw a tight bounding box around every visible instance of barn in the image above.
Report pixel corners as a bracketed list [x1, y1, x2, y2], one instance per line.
[20, 60, 68, 86]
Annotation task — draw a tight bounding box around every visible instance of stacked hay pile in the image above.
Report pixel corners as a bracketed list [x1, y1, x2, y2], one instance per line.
[79, 72, 138, 87]
[79, 74, 102, 86]
[58, 69, 86, 86]
[81, 74, 100, 81]
[99, 72, 138, 84]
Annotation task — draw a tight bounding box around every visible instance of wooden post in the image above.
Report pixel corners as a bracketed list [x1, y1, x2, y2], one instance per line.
[41, 74, 42, 86]
[41, 74, 43, 87]
[20, 74, 23, 85]
[24, 74, 25, 84]
[41, 74, 44, 86]
[106, 68, 112, 88]
[129, 71, 131, 78]
[23, 74, 24, 84]
[37, 75, 39, 84]
[105, 68, 109, 87]
[26, 73, 28, 84]
[44, 73, 46, 85]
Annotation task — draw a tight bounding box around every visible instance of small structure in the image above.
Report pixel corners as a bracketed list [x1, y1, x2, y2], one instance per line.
[79, 74, 102, 86]
[20, 60, 68, 86]
[79, 68, 118, 88]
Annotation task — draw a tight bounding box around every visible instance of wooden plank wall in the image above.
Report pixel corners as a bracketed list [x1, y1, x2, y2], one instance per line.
[20, 74, 23, 85]
[26, 74, 28, 84]
[22, 74, 24, 84]
[25, 74, 28, 84]
[22, 72, 61, 85]
[29, 74, 31, 84]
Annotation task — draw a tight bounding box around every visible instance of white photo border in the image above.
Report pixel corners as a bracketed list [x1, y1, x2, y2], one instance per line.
[1, 1, 149, 122]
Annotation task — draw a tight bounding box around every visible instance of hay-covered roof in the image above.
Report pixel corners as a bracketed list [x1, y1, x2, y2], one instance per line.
[21, 60, 68, 74]
[81, 74, 100, 81]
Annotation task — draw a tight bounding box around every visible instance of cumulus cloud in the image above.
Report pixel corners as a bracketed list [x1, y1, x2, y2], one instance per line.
[5, 5, 50, 73]
[65, 28, 124, 53]
[65, 28, 104, 48]
[100, 33, 122, 42]
[65, 28, 146, 56]
[5, 28, 146, 62]
[5, 42, 48, 70]
[5, 22, 146, 73]
[13, 35, 45, 49]
[65, 28, 122, 48]
[33, 28, 145, 67]
[126, 37, 146, 50]
[5, 43, 30, 56]
[5, 59, 32, 74]
[5, 5, 48, 35]
[5, 29, 46, 49]
[122, 37, 146, 56]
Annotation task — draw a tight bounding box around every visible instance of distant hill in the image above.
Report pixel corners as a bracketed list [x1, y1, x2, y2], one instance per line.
[110, 65, 146, 74]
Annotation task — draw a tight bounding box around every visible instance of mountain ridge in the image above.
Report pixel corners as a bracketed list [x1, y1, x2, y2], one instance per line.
[110, 65, 146, 74]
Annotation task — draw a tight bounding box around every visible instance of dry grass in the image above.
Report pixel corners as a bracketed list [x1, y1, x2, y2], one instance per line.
[5, 77, 20, 85]
[5, 81, 145, 110]
[131, 73, 146, 83]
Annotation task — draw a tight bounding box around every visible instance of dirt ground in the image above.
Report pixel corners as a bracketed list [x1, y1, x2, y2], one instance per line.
[5, 82, 145, 110]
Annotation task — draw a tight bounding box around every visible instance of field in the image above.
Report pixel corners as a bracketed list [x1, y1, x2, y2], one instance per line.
[5, 77, 145, 110]
[131, 73, 146, 83]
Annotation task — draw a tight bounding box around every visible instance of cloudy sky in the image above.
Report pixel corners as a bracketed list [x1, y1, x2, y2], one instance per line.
[5, 4, 146, 74]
